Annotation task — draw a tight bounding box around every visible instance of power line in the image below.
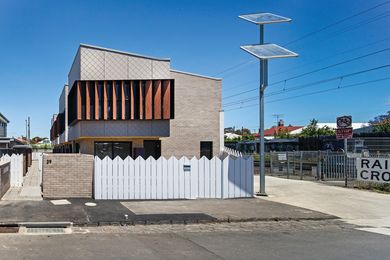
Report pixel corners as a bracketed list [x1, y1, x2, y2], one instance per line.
[223, 36, 390, 92]
[214, 60, 256, 76]
[223, 48, 390, 100]
[224, 76, 390, 112]
[284, 0, 390, 46]
[269, 36, 390, 78]
[215, 1, 390, 77]
[223, 64, 390, 107]
[290, 10, 390, 55]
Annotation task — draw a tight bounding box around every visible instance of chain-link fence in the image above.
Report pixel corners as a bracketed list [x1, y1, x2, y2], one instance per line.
[252, 151, 390, 186]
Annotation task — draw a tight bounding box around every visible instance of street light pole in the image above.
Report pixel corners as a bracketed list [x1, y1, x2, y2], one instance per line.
[239, 12, 298, 196]
[259, 24, 267, 195]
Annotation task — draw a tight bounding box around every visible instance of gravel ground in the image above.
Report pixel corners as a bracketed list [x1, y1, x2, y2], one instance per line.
[72, 219, 355, 235]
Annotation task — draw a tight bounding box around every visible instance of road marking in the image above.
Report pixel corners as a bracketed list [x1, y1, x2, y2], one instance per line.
[356, 227, 390, 236]
[50, 199, 71, 205]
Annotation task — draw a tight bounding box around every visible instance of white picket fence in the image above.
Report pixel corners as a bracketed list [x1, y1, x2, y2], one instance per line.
[222, 147, 243, 157]
[94, 156, 253, 200]
[0, 154, 24, 187]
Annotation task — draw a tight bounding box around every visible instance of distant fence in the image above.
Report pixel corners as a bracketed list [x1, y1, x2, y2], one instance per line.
[0, 154, 24, 187]
[94, 155, 254, 200]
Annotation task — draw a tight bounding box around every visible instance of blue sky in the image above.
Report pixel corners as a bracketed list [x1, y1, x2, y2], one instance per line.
[0, 0, 389, 137]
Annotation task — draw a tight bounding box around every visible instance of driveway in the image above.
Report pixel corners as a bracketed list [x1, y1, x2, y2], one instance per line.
[255, 176, 390, 235]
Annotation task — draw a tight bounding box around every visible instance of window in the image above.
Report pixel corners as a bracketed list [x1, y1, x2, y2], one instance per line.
[200, 141, 213, 159]
[143, 140, 161, 159]
[116, 81, 122, 119]
[90, 81, 95, 119]
[106, 81, 113, 119]
[133, 81, 140, 119]
[124, 81, 130, 119]
[98, 81, 104, 119]
[67, 82, 78, 124]
[94, 141, 132, 159]
[81, 81, 86, 119]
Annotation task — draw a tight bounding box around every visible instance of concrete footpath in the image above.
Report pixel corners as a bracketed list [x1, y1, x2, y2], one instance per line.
[258, 176, 390, 235]
[2, 160, 42, 201]
[0, 198, 335, 226]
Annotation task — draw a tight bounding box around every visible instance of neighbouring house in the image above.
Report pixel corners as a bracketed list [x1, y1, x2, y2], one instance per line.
[252, 120, 303, 140]
[0, 114, 28, 155]
[289, 122, 369, 135]
[224, 133, 241, 140]
[0, 113, 9, 138]
[50, 44, 223, 159]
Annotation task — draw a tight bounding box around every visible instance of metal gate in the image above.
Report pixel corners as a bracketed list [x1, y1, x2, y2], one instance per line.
[321, 153, 357, 180]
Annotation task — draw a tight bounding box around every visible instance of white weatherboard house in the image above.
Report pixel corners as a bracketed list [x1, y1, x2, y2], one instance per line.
[289, 123, 369, 135]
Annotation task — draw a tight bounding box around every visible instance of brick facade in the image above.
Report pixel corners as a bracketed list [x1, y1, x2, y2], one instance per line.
[161, 71, 222, 158]
[42, 154, 93, 198]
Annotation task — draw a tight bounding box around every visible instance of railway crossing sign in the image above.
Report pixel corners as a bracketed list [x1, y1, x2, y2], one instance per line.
[336, 116, 353, 140]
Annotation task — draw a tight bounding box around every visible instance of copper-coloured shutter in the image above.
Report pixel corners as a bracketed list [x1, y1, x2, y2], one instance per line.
[77, 81, 82, 120]
[162, 80, 171, 119]
[130, 81, 135, 120]
[103, 81, 108, 120]
[145, 80, 153, 119]
[153, 80, 162, 119]
[121, 81, 126, 120]
[95, 82, 99, 120]
[112, 81, 117, 120]
[86, 82, 90, 120]
[139, 81, 143, 120]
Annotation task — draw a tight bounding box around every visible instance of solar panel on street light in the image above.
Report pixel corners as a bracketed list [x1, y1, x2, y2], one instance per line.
[240, 44, 298, 59]
[239, 13, 291, 25]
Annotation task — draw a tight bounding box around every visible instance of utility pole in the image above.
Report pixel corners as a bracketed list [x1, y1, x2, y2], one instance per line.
[25, 119, 28, 142]
[239, 13, 298, 196]
[26, 117, 31, 144]
[273, 114, 284, 126]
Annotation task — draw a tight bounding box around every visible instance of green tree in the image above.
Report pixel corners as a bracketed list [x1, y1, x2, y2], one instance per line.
[234, 128, 251, 135]
[299, 119, 335, 137]
[370, 111, 390, 133]
[373, 118, 390, 133]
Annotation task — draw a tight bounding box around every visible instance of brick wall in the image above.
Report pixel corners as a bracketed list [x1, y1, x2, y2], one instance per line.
[42, 153, 93, 198]
[161, 71, 222, 158]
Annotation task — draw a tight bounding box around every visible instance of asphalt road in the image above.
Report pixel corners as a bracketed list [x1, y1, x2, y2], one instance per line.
[0, 221, 389, 260]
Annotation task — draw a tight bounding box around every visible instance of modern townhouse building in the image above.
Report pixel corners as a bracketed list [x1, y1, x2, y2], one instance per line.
[0, 113, 9, 138]
[51, 44, 223, 159]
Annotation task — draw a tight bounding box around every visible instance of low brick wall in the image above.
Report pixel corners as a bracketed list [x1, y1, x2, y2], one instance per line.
[42, 154, 94, 198]
[0, 162, 10, 199]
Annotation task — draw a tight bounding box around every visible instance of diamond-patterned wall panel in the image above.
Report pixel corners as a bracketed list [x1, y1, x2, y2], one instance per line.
[152, 61, 170, 79]
[68, 49, 81, 87]
[105, 52, 128, 80]
[80, 48, 105, 80]
[128, 57, 152, 79]
[76, 46, 171, 82]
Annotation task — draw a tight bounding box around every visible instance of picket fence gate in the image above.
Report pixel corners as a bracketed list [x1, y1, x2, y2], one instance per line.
[0, 154, 24, 187]
[32, 152, 43, 184]
[94, 155, 254, 200]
